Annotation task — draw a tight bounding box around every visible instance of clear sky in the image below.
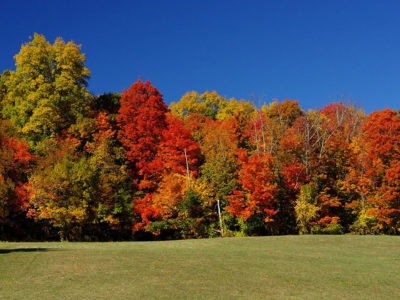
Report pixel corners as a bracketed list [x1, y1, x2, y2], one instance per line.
[1, 0, 399, 113]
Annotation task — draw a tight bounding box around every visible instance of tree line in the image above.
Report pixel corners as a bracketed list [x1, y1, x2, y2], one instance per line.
[1, 33, 399, 241]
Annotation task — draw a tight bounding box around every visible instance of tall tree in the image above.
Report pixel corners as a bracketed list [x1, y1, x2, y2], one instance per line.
[1, 33, 92, 151]
[117, 79, 168, 191]
[85, 112, 133, 238]
[227, 150, 278, 234]
[132, 113, 201, 236]
[199, 119, 239, 207]
[348, 109, 400, 233]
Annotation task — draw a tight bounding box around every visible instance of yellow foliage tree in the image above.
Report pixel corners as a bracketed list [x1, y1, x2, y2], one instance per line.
[1, 33, 92, 151]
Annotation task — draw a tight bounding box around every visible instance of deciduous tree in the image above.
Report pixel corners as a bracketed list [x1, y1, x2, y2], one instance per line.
[227, 150, 278, 233]
[0, 121, 34, 238]
[1, 33, 92, 151]
[117, 79, 168, 190]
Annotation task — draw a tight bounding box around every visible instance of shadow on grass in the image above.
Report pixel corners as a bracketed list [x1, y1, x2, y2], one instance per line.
[0, 248, 51, 254]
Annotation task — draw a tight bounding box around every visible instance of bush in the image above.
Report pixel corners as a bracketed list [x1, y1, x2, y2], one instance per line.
[310, 223, 343, 234]
[321, 223, 344, 234]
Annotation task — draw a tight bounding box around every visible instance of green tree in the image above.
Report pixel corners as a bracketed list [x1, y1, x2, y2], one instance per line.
[295, 184, 319, 234]
[1, 33, 92, 151]
[85, 112, 133, 238]
[94, 92, 121, 116]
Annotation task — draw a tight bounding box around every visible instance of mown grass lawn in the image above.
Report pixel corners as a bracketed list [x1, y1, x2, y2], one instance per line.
[0, 235, 399, 299]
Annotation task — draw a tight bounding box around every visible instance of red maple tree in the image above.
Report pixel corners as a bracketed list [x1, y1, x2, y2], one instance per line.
[117, 79, 168, 190]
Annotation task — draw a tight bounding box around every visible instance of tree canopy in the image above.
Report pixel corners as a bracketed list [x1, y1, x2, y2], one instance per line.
[1, 33, 92, 151]
[1, 33, 399, 241]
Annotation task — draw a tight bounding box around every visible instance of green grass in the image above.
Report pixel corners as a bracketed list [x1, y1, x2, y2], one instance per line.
[0, 236, 399, 299]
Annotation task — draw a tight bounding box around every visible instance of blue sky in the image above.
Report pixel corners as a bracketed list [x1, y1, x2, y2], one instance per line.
[1, 0, 399, 113]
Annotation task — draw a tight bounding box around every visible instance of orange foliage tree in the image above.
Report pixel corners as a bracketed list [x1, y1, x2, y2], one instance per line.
[227, 149, 278, 231]
[132, 114, 201, 235]
[117, 80, 201, 236]
[355, 109, 400, 233]
[0, 122, 34, 238]
[117, 79, 168, 191]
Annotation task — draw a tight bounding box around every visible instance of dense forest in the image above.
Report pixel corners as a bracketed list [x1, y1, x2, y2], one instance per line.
[1, 34, 399, 241]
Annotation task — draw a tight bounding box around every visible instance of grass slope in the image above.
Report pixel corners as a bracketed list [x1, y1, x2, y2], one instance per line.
[0, 236, 399, 299]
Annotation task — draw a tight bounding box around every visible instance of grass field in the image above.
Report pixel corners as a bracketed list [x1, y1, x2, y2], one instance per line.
[0, 235, 399, 299]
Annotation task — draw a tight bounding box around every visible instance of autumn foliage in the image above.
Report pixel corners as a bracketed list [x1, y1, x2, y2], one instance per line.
[117, 79, 169, 190]
[0, 123, 34, 237]
[1, 33, 399, 240]
[227, 150, 277, 222]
